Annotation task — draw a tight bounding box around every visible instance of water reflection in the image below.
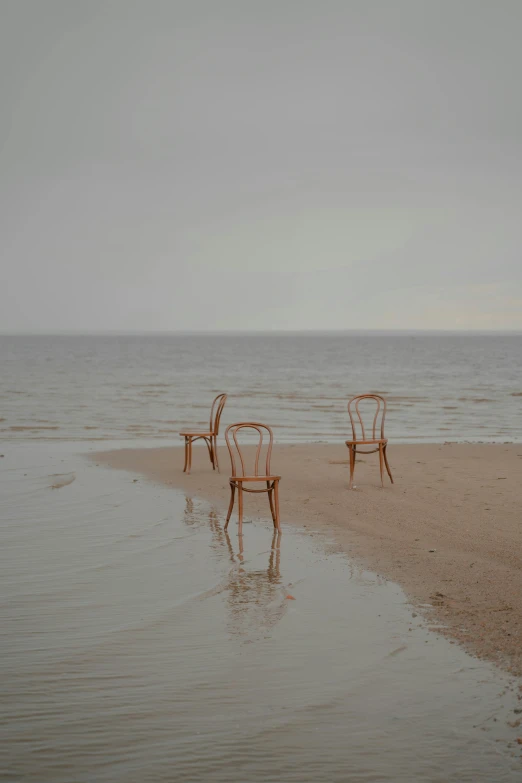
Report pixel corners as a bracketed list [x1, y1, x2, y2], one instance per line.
[222, 530, 287, 639]
[184, 497, 287, 639]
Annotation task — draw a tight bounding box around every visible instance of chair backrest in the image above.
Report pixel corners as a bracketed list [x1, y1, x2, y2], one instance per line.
[210, 393, 227, 435]
[225, 422, 274, 477]
[348, 394, 387, 441]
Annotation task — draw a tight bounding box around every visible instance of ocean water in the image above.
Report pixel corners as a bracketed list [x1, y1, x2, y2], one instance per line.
[1, 442, 521, 782]
[1, 332, 521, 444]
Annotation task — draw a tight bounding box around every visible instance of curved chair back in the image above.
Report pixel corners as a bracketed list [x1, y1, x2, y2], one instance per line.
[210, 393, 227, 435]
[348, 394, 387, 441]
[225, 422, 274, 477]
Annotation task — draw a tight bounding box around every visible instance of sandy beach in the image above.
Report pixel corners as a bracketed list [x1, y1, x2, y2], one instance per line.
[95, 442, 522, 676]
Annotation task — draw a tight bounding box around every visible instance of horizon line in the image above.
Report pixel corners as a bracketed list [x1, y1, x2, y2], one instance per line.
[2, 328, 522, 337]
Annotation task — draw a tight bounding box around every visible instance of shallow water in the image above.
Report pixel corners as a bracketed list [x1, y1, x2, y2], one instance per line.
[1, 332, 522, 444]
[1, 443, 521, 782]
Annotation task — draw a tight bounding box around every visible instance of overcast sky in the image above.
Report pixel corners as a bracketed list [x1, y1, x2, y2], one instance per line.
[1, 0, 521, 332]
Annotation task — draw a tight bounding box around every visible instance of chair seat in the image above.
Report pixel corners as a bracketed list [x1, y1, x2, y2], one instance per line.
[230, 475, 281, 482]
[345, 438, 387, 446]
[180, 431, 214, 437]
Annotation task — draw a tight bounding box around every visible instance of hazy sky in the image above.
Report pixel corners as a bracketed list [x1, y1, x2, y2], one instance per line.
[1, 0, 521, 332]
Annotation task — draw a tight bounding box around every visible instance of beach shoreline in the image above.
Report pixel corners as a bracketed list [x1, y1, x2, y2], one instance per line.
[93, 442, 522, 676]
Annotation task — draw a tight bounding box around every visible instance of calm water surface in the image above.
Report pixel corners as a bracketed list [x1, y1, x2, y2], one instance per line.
[1, 333, 521, 443]
[1, 443, 521, 782]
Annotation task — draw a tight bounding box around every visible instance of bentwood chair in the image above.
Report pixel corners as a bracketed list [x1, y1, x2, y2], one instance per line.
[345, 394, 394, 489]
[179, 393, 227, 475]
[224, 422, 281, 534]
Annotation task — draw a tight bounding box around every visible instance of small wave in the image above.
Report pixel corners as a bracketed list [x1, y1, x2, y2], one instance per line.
[7, 426, 60, 431]
[387, 395, 427, 402]
[130, 383, 172, 388]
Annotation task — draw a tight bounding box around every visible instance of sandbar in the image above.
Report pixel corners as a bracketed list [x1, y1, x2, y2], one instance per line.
[93, 442, 522, 675]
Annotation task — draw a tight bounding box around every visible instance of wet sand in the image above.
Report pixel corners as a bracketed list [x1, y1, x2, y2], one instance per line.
[95, 442, 522, 675]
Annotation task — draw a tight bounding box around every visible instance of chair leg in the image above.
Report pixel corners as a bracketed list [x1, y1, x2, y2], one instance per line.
[273, 481, 281, 533]
[237, 486, 244, 536]
[348, 445, 355, 489]
[378, 443, 384, 488]
[225, 484, 235, 529]
[383, 445, 394, 484]
[214, 436, 220, 472]
[183, 437, 189, 473]
[202, 437, 214, 469]
[267, 481, 276, 525]
[184, 437, 193, 474]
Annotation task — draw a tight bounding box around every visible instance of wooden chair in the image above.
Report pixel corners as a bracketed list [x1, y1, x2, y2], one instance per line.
[345, 394, 393, 489]
[224, 422, 281, 534]
[180, 393, 227, 474]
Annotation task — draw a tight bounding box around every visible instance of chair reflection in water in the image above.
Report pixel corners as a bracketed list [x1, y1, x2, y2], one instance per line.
[224, 422, 282, 535]
[179, 393, 227, 475]
[225, 530, 282, 577]
[345, 394, 393, 489]
[183, 497, 286, 637]
[224, 529, 285, 637]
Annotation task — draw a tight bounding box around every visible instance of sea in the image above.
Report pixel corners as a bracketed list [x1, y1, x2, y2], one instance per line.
[1, 332, 521, 444]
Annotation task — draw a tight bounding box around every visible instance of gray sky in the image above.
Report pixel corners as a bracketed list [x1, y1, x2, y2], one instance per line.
[1, 0, 521, 332]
